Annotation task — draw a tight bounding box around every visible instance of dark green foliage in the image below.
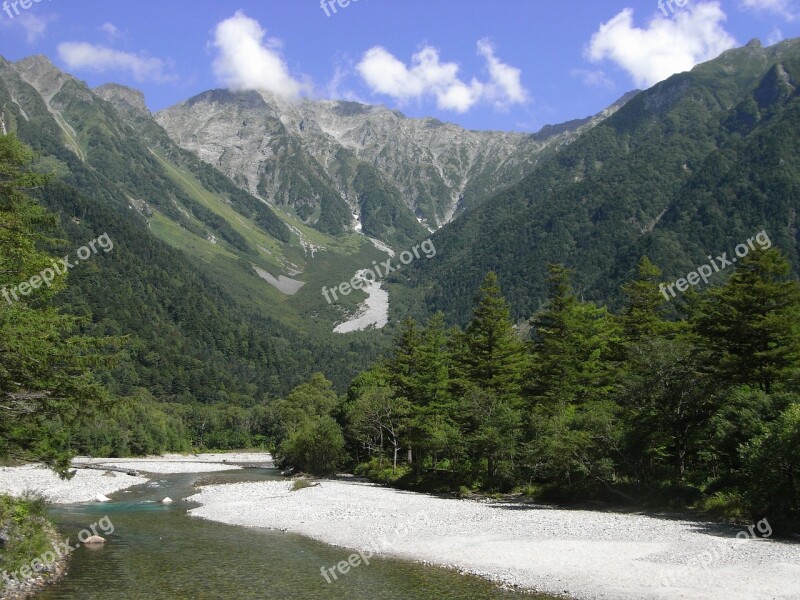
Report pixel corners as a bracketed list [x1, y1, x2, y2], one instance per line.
[741, 402, 800, 530]
[0, 134, 111, 475]
[405, 40, 800, 325]
[691, 248, 800, 393]
[278, 416, 347, 476]
[271, 374, 348, 475]
[341, 255, 800, 530]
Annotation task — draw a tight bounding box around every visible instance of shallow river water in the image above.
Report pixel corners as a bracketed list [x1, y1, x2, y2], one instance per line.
[39, 467, 556, 599]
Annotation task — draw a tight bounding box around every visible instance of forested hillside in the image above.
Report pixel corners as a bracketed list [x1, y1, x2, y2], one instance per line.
[0, 58, 394, 454]
[399, 39, 800, 324]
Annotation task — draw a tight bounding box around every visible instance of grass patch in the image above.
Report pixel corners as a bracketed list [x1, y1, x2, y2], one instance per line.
[0, 493, 59, 589]
[699, 491, 749, 523]
[290, 478, 316, 492]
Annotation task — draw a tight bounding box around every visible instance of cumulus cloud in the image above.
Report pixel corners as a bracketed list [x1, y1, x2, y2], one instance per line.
[356, 41, 528, 113]
[58, 42, 173, 82]
[586, 3, 736, 88]
[740, 0, 797, 20]
[211, 11, 306, 98]
[477, 39, 529, 109]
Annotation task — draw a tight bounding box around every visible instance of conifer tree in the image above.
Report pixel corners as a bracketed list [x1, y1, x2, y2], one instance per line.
[458, 272, 527, 483]
[462, 272, 527, 399]
[0, 134, 110, 474]
[692, 248, 800, 393]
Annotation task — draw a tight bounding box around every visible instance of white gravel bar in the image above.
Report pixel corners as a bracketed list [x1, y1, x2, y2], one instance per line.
[187, 479, 800, 600]
[72, 452, 274, 474]
[0, 452, 273, 503]
[0, 464, 147, 504]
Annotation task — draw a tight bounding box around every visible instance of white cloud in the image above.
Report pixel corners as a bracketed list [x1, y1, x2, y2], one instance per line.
[325, 64, 365, 103]
[740, 0, 797, 20]
[477, 39, 529, 109]
[58, 42, 173, 82]
[99, 22, 121, 41]
[211, 11, 306, 98]
[571, 68, 615, 90]
[586, 3, 736, 88]
[356, 41, 528, 113]
[0, 12, 49, 43]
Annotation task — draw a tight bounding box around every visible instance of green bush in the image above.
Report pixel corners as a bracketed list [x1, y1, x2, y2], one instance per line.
[740, 403, 800, 532]
[0, 494, 58, 590]
[354, 457, 411, 484]
[700, 491, 748, 522]
[277, 416, 346, 476]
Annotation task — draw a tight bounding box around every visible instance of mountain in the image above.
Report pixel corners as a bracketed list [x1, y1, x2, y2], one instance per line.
[155, 89, 634, 244]
[399, 38, 800, 324]
[0, 54, 392, 402]
[0, 44, 733, 407]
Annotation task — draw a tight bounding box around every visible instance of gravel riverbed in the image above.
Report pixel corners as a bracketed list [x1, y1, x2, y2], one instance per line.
[187, 479, 800, 600]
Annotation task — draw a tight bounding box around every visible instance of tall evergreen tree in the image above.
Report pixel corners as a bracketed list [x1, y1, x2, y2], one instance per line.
[620, 256, 678, 345]
[462, 272, 527, 398]
[692, 248, 800, 393]
[457, 273, 527, 483]
[0, 134, 110, 474]
[525, 265, 622, 487]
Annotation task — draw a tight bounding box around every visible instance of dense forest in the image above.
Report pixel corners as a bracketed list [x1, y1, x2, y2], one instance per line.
[271, 258, 800, 532]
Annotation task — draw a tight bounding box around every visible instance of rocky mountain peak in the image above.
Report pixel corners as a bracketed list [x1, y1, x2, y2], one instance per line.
[94, 83, 151, 119]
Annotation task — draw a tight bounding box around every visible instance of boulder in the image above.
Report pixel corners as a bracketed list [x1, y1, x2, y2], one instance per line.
[161, 497, 173, 504]
[83, 535, 106, 545]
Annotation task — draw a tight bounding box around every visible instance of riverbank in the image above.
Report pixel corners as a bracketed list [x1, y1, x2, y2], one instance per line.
[187, 478, 800, 600]
[0, 495, 68, 600]
[0, 453, 273, 504]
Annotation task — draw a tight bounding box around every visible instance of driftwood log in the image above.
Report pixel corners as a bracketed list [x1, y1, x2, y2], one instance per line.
[70, 463, 140, 476]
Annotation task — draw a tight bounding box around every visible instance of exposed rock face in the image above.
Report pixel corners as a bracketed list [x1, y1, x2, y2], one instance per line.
[156, 90, 634, 230]
[93, 83, 151, 121]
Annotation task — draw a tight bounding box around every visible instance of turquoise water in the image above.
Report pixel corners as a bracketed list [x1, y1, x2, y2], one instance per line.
[39, 468, 556, 599]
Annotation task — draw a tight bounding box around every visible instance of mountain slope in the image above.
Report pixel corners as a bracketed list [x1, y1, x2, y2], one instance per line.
[0, 54, 393, 400]
[398, 39, 800, 324]
[156, 90, 634, 242]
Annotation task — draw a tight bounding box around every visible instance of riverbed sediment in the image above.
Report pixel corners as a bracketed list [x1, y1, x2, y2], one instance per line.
[187, 478, 800, 600]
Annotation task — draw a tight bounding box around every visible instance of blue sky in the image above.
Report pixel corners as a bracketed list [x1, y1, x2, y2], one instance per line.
[1, 1, 798, 132]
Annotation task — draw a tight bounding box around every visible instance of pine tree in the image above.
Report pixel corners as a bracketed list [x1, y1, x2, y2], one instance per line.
[0, 134, 111, 474]
[525, 265, 622, 486]
[692, 248, 800, 393]
[619, 256, 679, 345]
[458, 272, 527, 483]
[529, 265, 620, 405]
[462, 272, 527, 398]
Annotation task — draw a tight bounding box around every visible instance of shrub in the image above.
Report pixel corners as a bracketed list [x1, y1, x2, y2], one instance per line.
[277, 416, 346, 476]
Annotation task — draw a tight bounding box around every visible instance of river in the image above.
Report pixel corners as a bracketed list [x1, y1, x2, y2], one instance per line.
[39, 467, 554, 599]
